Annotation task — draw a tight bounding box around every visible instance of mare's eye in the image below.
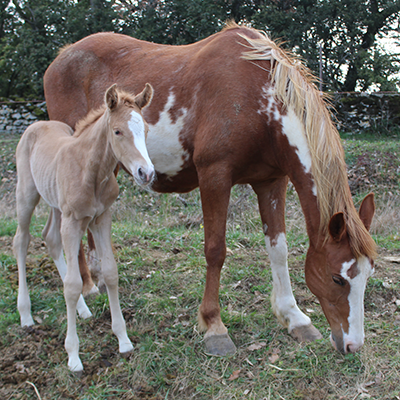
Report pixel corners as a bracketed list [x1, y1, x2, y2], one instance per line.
[114, 130, 122, 136]
[332, 276, 346, 286]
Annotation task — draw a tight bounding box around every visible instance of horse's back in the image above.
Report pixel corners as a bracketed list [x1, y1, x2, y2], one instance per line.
[44, 27, 261, 128]
[17, 121, 73, 173]
[18, 120, 73, 154]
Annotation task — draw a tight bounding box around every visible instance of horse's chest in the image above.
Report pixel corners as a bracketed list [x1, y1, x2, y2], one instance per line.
[146, 93, 191, 177]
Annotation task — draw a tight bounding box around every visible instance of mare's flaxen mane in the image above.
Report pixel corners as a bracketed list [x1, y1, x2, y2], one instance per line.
[227, 23, 376, 258]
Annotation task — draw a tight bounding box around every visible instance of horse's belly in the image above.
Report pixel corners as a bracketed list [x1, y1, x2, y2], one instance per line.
[30, 159, 60, 208]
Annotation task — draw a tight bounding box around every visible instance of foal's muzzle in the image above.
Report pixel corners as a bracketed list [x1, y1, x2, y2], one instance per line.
[137, 166, 155, 185]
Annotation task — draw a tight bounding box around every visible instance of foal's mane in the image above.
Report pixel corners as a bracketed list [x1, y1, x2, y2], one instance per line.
[226, 22, 376, 258]
[73, 89, 138, 137]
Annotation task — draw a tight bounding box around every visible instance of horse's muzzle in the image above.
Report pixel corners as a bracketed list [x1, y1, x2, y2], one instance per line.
[330, 333, 363, 354]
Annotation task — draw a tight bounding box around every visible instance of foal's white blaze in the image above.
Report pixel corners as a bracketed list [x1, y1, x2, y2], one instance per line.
[146, 92, 189, 176]
[266, 232, 312, 331]
[127, 110, 154, 177]
[340, 257, 373, 352]
[281, 108, 317, 197]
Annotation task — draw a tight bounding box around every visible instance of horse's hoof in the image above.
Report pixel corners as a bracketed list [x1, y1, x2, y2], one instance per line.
[78, 308, 92, 319]
[204, 333, 237, 356]
[290, 324, 323, 342]
[72, 369, 84, 378]
[84, 284, 100, 298]
[121, 349, 133, 359]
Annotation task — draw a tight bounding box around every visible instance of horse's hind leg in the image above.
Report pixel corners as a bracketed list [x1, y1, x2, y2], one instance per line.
[252, 178, 322, 342]
[42, 208, 97, 319]
[87, 229, 106, 290]
[89, 209, 133, 356]
[13, 171, 40, 327]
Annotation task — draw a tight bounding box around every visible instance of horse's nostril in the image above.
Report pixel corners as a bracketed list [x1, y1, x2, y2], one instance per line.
[138, 167, 144, 179]
[346, 344, 351, 353]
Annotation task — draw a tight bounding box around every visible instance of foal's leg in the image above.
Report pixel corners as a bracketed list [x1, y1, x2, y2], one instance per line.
[197, 166, 236, 356]
[252, 178, 322, 342]
[61, 216, 89, 372]
[89, 210, 133, 355]
[14, 174, 40, 327]
[42, 208, 96, 319]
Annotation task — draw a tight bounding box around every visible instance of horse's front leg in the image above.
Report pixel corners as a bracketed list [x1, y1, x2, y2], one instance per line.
[61, 216, 89, 373]
[197, 166, 236, 356]
[252, 178, 322, 342]
[89, 210, 133, 356]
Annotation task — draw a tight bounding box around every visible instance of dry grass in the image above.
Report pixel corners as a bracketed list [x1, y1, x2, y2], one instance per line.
[0, 132, 399, 399]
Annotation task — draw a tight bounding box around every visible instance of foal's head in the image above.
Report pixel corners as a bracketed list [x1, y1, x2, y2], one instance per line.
[105, 84, 154, 185]
[305, 194, 376, 354]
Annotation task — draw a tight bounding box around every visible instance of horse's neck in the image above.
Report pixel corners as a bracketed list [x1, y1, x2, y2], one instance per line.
[288, 168, 323, 248]
[77, 115, 117, 188]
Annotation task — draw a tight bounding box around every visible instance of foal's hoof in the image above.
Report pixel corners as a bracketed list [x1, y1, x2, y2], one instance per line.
[290, 324, 323, 343]
[121, 349, 133, 359]
[83, 284, 100, 298]
[204, 333, 237, 356]
[72, 369, 84, 378]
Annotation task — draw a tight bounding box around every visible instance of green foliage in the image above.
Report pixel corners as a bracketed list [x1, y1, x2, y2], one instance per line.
[1, 0, 399, 98]
[0, 0, 117, 98]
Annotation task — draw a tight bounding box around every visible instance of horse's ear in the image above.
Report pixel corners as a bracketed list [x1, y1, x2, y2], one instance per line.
[359, 193, 375, 231]
[328, 212, 346, 242]
[134, 83, 153, 109]
[106, 84, 119, 110]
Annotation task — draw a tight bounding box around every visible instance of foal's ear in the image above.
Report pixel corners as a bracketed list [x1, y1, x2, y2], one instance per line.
[359, 193, 375, 231]
[328, 212, 347, 242]
[134, 83, 154, 109]
[106, 84, 119, 110]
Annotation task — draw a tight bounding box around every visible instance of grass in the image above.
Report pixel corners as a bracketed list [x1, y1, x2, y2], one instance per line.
[0, 130, 399, 399]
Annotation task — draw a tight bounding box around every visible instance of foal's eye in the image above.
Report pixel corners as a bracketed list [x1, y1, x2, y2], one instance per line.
[332, 276, 346, 286]
[114, 130, 122, 136]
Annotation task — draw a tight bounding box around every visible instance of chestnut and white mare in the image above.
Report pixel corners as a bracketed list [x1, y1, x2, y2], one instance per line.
[44, 23, 377, 356]
[14, 84, 154, 372]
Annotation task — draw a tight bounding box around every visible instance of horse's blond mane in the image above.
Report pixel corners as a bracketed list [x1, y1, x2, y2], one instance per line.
[73, 89, 138, 137]
[227, 23, 376, 258]
[73, 107, 105, 137]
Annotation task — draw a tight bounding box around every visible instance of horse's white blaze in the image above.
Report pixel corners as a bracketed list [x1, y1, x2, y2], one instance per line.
[281, 108, 317, 197]
[128, 110, 153, 167]
[341, 257, 372, 349]
[146, 92, 189, 176]
[266, 232, 311, 331]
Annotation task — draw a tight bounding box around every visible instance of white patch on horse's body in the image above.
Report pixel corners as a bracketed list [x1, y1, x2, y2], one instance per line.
[258, 85, 281, 121]
[281, 108, 317, 197]
[340, 257, 372, 351]
[146, 92, 189, 176]
[128, 110, 153, 169]
[266, 232, 311, 331]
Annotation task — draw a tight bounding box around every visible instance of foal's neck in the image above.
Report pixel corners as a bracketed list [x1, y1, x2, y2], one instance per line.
[77, 112, 117, 189]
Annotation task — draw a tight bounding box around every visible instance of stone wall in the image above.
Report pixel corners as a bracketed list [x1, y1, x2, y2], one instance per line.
[0, 101, 47, 134]
[331, 92, 400, 133]
[0, 93, 399, 134]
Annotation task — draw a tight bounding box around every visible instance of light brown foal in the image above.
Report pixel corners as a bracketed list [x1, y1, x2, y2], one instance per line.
[14, 84, 154, 372]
